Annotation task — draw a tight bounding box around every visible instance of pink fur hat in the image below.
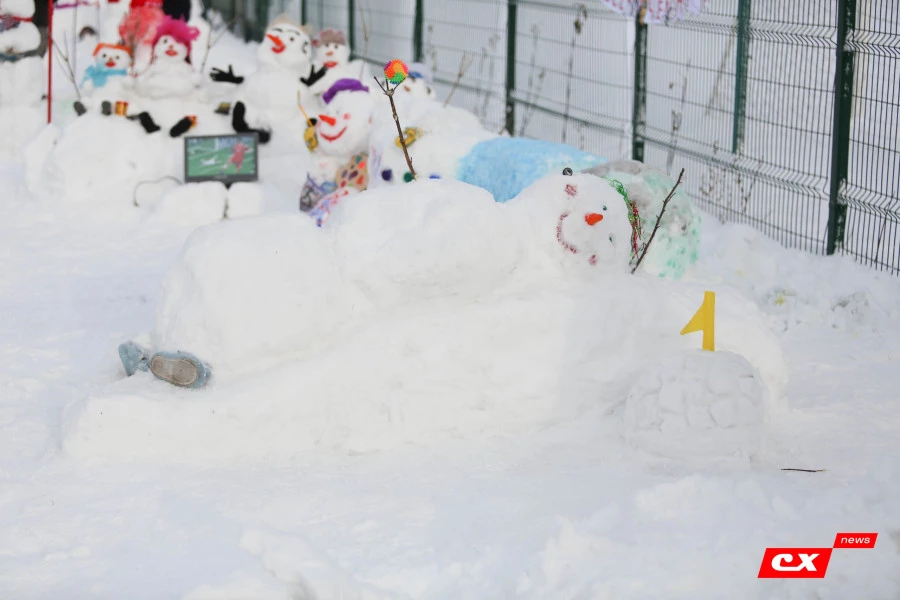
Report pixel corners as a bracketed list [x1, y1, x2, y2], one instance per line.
[152, 16, 201, 57]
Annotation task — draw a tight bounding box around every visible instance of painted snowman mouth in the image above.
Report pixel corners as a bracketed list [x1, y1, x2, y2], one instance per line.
[105, 60, 116, 67]
[165, 48, 178, 57]
[556, 212, 607, 266]
[320, 127, 348, 142]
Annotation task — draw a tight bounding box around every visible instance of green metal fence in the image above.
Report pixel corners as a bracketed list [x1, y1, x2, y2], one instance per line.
[208, 0, 900, 274]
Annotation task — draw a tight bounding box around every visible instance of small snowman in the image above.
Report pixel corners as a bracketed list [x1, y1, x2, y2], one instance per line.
[300, 78, 374, 216]
[209, 14, 325, 144]
[74, 43, 132, 116]
[395, 62, 436, 100]
[306, 28, 369, 96]
[127, 16, 205, 137]
[0, 0, 44, 158]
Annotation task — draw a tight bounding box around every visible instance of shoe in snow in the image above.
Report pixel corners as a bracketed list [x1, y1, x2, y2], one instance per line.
[149, 351, 211, 388]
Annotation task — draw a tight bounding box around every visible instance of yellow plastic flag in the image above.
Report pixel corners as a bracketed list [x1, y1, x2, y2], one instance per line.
[680, 291, 715, 351]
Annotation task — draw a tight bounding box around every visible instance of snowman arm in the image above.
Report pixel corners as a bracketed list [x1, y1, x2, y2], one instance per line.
[209, 64, 244, 84]
[300, 64, 328, 87]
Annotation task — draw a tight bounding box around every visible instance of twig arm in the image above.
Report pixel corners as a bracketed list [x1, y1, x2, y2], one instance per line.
[631, 168, 684, 274]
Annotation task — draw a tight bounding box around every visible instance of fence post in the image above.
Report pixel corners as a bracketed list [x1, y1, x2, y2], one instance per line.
[505, 0, 517, 135]
[731, 0, 751, 153]
[631, 7, 647, 162]
[826, 0, 855, 255]
[301, 0, 307, 24]
[413, 0, 424, 62]
[348, 0, 356, 54]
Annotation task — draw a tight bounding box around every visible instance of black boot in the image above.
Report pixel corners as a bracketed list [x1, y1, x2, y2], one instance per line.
[136, 112, 161, 134]
[169, 116, 194, 137]
[73, 101, 87, 116]
[101, 101, 112, 116]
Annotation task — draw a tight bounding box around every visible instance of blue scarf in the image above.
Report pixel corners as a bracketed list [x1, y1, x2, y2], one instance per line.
[81, 65, 128, 89]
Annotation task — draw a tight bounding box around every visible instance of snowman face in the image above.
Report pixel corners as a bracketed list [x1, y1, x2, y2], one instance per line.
[96, 47, 130, 70]
[316, 42, 350, 68]
[551, 177, 635, 269]
[316, 92, 374, 156]
[153, 35, 189, 63]
[398, 74, 435, 99]
[258, 24, 312, 72]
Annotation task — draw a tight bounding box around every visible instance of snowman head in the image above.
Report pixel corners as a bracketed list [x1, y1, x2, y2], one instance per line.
[258, 15, 314, 72]
[313, 29, 350, 68]
[92, 43, 132, 70]
[315, 79, 374, 157]
[151, 17, 200, 65]
[397, 62, 436, 100]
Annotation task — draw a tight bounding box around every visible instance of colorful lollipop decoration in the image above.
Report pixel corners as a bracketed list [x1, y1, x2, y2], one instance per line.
[375, 58, 417, 181]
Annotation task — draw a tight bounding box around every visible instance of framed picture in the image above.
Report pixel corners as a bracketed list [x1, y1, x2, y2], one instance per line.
[184, 133, 259, 184]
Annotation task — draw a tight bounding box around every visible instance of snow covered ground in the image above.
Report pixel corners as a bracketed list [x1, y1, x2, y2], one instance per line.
[2, 152, 900, 598]
[2, 22, 900, 600]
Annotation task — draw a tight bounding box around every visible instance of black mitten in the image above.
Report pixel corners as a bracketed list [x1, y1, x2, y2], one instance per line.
[73, 101, 87, 116]
[136, 112, 161, 134]
[169, 117, 194, 137]
[101, 101, 112, 116]
[300, 64, 328, 87]
[210, 65, 244, 84]
[232, 101, 271, 144]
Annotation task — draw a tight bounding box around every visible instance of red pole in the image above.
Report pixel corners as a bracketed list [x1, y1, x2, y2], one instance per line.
[47, 0, 53, 123]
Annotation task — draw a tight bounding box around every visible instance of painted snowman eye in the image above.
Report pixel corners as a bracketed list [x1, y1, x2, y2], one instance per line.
[289, 35, 295, 42]
[381, 168, 393, 181]
[609, 234, 615, 243]
[602, 205, 607, 211]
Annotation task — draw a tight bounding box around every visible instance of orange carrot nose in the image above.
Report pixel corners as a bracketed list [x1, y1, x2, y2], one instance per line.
[585, 213, 604, 226]
[266, 34, 284, 47]
[318, 114, 337, 126]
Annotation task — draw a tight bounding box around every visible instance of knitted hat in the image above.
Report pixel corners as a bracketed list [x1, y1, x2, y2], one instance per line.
[322, 78, 370, 104]
[313, 28, 347, 47]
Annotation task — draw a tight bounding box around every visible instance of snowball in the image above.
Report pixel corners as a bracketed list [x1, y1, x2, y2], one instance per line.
[622, 350, 770, 459]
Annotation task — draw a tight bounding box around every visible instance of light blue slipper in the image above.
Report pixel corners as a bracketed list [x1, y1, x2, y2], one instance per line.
[148, 351, 212, 389]
[118, 341, 151, 377]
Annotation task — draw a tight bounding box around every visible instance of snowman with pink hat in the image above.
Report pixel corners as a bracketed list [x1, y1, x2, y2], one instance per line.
[124, 16, 209, 138]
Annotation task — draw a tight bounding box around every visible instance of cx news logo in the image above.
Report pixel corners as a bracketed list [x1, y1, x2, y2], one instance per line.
[758, 533, 878, 578]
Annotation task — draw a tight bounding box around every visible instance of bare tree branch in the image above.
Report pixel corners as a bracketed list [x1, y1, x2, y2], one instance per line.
[631, 168, 684, 274]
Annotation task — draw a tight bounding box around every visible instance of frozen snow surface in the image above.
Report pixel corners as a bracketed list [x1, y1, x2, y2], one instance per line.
[1, 27, 900, 600]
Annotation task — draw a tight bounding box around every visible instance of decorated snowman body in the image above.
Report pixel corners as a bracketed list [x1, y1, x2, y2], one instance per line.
[233, 16, 321, 129]
[309, 79, 374, 183]
[0, 0, 45, 157]
[395, 62, 437, 100]
[80, 43, 133, 110]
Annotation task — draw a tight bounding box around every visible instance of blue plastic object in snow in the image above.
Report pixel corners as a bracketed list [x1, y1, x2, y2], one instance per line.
[455, 138, 607, 203]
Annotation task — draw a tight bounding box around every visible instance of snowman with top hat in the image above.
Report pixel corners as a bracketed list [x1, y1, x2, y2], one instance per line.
[300, 78, 375, 217]
[208, 14, 327, 145]
[123, 16, 208, 138]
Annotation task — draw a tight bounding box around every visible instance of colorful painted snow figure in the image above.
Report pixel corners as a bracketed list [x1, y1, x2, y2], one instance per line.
[127, 16, 205, 137]
[456, 138, 606, 202]
[397, 62, 436, 100]
[0, 0, 44, 158]
[600, 0, 706, 24]
[73, 43, 133, 117]
[588, 160, 700, 279]
[209, 14, 325, 144]
[303, 79, 373, 220]
[82, 43, 131, 89]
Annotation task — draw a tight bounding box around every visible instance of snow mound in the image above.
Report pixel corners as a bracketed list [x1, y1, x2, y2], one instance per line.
[622, 350, 769, 459]
[62, 176, 788, 464]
